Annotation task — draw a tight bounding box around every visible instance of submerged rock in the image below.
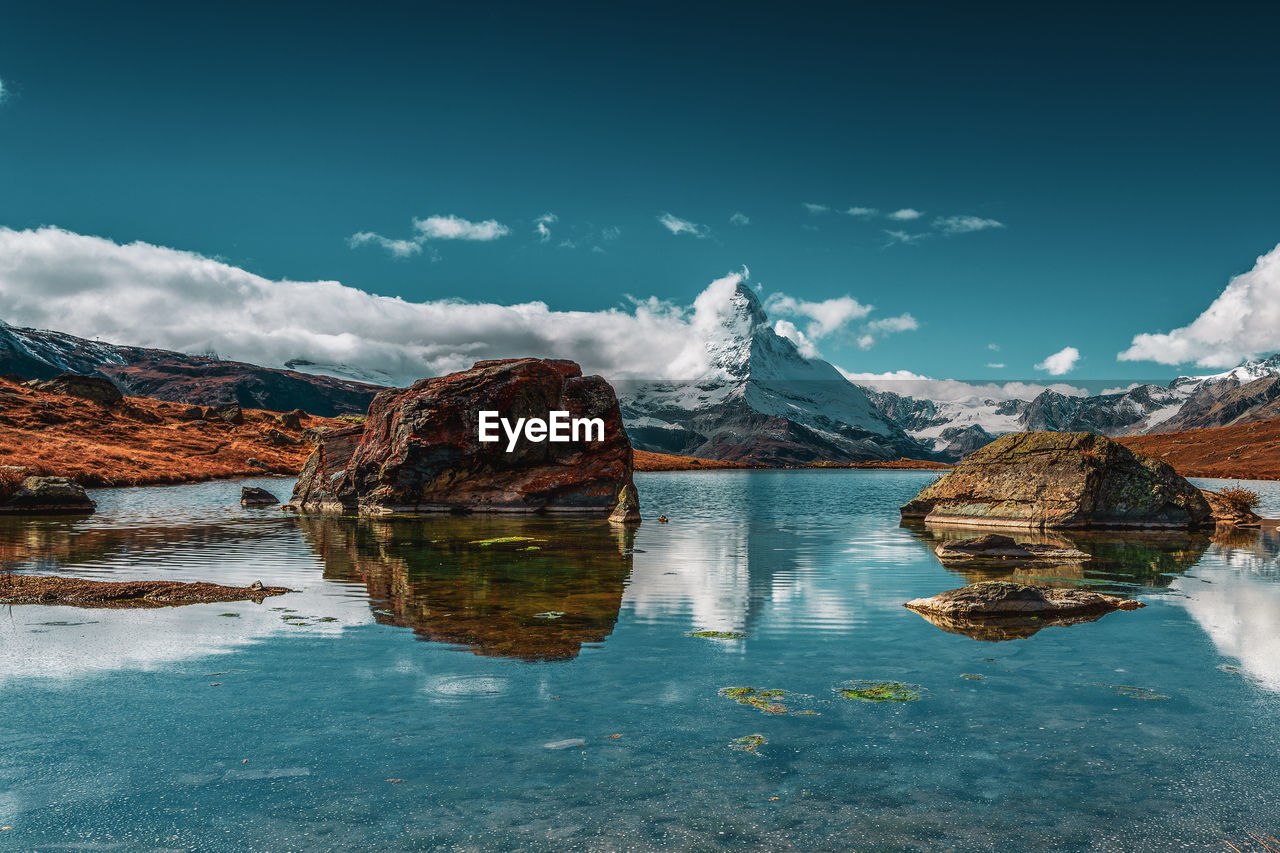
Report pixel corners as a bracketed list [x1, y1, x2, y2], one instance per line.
[0, 574, 288, 607]
[905, 580, 1142, 641]
[33, 374, 124, 404]
[285, 358, 639, 520]
[901, 431, 1212, 530]
[0, 476, 96, 515]
[240, 486, 280, 507]
[934, 533, 1090, 563]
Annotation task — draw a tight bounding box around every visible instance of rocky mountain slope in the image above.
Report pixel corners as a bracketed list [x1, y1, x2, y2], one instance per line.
[617, 281, 933, 464]
[0, 321, 383, 416]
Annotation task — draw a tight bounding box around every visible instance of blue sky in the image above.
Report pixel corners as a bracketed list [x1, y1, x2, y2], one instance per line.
[2, 1, 1279, 385]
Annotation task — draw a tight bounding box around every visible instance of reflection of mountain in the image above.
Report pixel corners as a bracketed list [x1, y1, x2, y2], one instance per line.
[902, 521, 1211, 589]
[296, 516, 634, 661]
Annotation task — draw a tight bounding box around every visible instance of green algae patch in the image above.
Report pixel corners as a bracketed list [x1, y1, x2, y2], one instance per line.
[960, 673, 984, 681]
[719, 686, 791, 715]
[836, 681, 921, 703]
[1101, 683, 1169, 701]
[688, 630, 747, 640]
[468, 536, 545, 547]
[730, 734, 767, 754]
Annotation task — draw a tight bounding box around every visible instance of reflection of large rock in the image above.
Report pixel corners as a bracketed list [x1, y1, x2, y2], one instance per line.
[905, 581, 1142, 641]
[286, 358, 639, 521]
[905, 520, 1211, 587]
[297, 516, 634, 661]
[934, 534, 1089, 564]
[901, 432, 1212, 530]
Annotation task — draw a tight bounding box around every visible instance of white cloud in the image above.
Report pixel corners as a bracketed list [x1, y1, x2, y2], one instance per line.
[844, 206, 878, 217]
[0, 226, 729, 386]
[413, 215, 509, 241]
[866, 313, 918, 335]
[839, 368, 1085, 402]
[1035, 346, 1081, 375]
[986, 362, 1006, 369]
[347, 232, 424, 259]
[1119, 243, 1280, 368]
[729, 212, 750, 226]
[0, 77, 6, 103]
[764, 293, 873, 340]
[657, 212, 709, 238]
[883, 229, 927, 246]
[534, 212, 557, 242]
[773, 320, 820, 358]
[349, 213, 509, 258]
[887, 208, 923, 221]
[802, 203, 830, 214]
[935, 215, 1004, 235]
[987, 343, 1001, 351]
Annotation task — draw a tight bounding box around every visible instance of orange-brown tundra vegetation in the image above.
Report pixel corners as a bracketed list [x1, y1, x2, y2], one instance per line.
[0, 377, 348, 491]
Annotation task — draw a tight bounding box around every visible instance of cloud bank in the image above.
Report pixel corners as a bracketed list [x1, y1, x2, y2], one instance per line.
[1119, 243, 1280, 368]
[0, 226, 723, 385]
[840, 368, 1085, 402]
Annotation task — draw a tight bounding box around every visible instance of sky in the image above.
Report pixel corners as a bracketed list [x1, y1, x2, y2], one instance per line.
[2, 0, 1280, 388]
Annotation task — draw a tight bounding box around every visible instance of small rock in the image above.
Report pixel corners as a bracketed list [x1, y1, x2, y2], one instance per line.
[241, 487, 280, 507]
[277, 409, 306, 430]
[933, 534, 1090, 563]
[0, 476, 96, 515]
[248, 580, 264, 591]
[658, 515, 669, 523]
[33, 374, 123, 404]
[179, 405, 205, 421]
[205, 404, 245, 425]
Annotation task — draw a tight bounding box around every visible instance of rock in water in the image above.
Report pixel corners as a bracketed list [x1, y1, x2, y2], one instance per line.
[933, 534, 1090, 563]
[34, 374, 123, 404]
[285, 358, 640, 520]
[905, 580, 1143, 640]
[901, 431, 1212, 530]
[0, 476, 96, 514]
[241, 486, 280, 507]
[906, 581, 1143, 618]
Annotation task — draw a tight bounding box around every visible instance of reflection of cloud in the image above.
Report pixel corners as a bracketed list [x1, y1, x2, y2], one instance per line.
[0, 578, 370, 685]
[1171, 563, 1280, 693]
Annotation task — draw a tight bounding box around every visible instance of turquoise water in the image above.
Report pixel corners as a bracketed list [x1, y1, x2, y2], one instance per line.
[1, 471, 1278, 852]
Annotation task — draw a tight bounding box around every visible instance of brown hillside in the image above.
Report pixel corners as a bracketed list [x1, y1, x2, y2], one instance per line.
[1119, 418, 1280, 481]
[0, 377, 347, 488]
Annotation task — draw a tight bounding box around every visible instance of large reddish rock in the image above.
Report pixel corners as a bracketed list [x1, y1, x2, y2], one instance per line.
[285, 358, 640, 521]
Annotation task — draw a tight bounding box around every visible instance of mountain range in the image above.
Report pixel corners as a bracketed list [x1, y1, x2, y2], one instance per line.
[0, 321, 381, 417]
[6, 285, 1280, 464]
[864, 356, 1280, 459]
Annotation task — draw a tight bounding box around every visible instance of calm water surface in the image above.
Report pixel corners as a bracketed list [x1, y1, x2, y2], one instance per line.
[1, 471, 1278, 852]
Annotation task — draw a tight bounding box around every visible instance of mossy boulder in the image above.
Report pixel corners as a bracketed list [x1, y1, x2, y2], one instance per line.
[0, 476, 96, 515]
[901, 432, 1212, 530]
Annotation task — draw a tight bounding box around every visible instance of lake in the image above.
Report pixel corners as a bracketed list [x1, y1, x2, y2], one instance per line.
[1, 471, 1278, 852]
